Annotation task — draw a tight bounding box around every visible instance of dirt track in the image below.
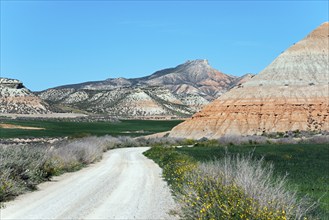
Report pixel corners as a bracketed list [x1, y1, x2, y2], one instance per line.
[0, 123, 45, 130]
[1, 147, 177, 220]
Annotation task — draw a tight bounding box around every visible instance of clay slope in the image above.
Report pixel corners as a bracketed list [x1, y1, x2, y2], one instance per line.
[0, 78, 51, 114]
[38, 86, 208, 117]
[170, 22, 329, 139]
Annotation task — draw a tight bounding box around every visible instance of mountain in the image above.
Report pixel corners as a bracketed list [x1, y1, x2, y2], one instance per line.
[49, 59, 239, 100]
[38, 60, 249, 118]
[0, 78, 51, 114]
[140, 59, 236, 100]
[169, 22, 329, 138]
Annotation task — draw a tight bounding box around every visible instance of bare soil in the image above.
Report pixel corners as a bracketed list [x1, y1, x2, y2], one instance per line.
[0, 123, 45, 130]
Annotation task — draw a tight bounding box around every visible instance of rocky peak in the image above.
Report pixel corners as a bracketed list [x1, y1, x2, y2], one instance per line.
[285, 22, 328, 56]
[177, 59, 213, 72]
[244, 22, 329, 87]
[169, 22, 329, 139]
[0, 77, 51, 114]
[146, 59, 213, 80]
[307, 22, 328, 39]
[183, 59, 209, 66]
[142, 59, 236, 100]
[0, 78, 24, 89]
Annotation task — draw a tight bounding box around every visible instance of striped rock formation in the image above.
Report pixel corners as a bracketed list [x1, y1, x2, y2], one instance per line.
[0, 78, 51, 114]
[170, 22, 329, 139]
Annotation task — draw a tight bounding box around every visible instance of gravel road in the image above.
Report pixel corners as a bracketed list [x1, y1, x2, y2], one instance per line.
[1, 147, 178, 220]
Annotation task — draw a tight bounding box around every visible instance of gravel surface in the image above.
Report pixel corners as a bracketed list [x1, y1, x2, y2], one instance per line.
[1, 147, 178, 220]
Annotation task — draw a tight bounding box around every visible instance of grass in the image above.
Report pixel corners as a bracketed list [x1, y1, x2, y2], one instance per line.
[144, 146, 319, 219]
[0, 119, 182, 139]
[176, 143, 329, 218]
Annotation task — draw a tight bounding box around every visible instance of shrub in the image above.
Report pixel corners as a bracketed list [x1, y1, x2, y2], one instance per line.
[144, 147, 317, 220]
[0, 168, 24, 206]
[0, 145, 49, 206]
[0, 135, 131, 204]
[180, 154, 316, 219]
[272, 138, 299, 145]
[303, 135, 329, 144]
[136, 136, 183, 147]
[0, 135, 186, 205]
[218, 135, 241, 145]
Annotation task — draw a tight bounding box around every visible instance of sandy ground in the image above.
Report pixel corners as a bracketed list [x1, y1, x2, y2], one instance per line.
[0, 123, 45, 130]
[142, 131, 170, 139]
[0, 147, 178, 220]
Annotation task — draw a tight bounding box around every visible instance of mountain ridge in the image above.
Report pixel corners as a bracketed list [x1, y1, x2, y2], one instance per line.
[37, 59, 251, 118]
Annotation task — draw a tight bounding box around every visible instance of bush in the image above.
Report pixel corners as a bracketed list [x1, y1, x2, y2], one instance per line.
[144, 147, 317, 219]
[136, 136, 183, 147]
[0, 135, 186, 205]
[180, 154, 316, 219]
[0, 145, 48, 206]
[0, 135, 133, 205]
[303, 135, 329, 144]
[144, 146, 196, 192]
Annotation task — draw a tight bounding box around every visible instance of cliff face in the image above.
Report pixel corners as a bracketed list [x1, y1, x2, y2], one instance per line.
[0, 78, 51, 114]
[170, 22, 329, 139]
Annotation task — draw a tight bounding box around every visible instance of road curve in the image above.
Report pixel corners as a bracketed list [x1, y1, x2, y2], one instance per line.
[1, 147, 178, 220]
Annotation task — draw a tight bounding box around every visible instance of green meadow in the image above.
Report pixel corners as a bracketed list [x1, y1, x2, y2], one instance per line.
[0, 119, 182, 139]
[176, 143, 329, 218]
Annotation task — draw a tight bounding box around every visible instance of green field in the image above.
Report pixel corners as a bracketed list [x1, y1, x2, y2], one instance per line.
[0, 119, 182, 139]
[176, 143, 329, 218]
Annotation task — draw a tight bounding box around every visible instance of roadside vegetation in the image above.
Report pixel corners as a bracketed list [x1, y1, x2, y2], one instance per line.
[0, 135, 187, 207]
[0, 136, 146, 206]
[144, 140, 328, 219]
[1, 127, 328, 218]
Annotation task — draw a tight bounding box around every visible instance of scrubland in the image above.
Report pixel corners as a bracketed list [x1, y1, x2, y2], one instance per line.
[0, 135, 183, 205]
[0, 136, 137, 205]
[1, 131, 328, 219]
[144, 135, 329, 219]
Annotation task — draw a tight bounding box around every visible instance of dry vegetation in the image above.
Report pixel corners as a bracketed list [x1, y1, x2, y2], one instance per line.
[144, 147, 319, 220]
[0, 135, 189, 207]
[1, 131, 327, 217]
[181, 155, 316, 219]
[0, 136, 145, 206]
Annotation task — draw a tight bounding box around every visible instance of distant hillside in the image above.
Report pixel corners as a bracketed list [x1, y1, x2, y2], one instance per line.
[0, 78, 51, 114]
[38, 60, 251, 118]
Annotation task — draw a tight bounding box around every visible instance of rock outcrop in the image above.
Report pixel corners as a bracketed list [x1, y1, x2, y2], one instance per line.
[0, 78, 51, 114]
[170, 22, 329, 139]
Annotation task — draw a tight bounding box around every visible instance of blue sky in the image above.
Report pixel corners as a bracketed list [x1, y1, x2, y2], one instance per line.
[1, 1, 328, 91]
